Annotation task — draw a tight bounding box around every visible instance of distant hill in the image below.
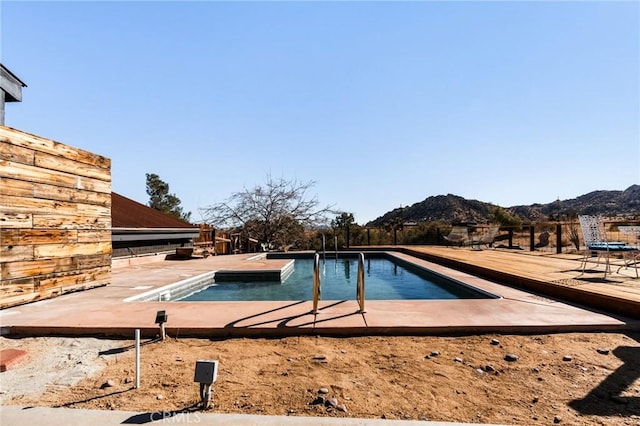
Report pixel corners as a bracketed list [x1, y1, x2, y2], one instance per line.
[366, 185, 640, 226]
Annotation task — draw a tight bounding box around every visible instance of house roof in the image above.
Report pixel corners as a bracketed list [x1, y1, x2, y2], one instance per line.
[111, 192, 197, 229]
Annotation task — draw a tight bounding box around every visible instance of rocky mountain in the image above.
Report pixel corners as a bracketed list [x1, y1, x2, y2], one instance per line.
[366, 185, 640, 226]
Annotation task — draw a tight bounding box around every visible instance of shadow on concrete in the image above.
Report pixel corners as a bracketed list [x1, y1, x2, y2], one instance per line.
[223, 300, 308, 329]
[279, 300, 367, 329]
[569, 332, 640, 417]
[224, 300, 365, 330]
[121, 403, 202, 424]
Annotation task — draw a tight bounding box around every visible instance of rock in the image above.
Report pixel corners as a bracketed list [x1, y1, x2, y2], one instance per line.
[100, 379, 116, 389]
[553, 414, 561, 423]
[476, 368, 484, 374]
[532, 367, 540, 373]
[430, 351, 439, 357]
[484, 365, 495, 372]
[326, 397, 338, 408]
[313, 355, 327, 361]
[504, 354, 519, 362]
[310, 396, 325, 405]
[532, 396, 539, 403]
[318, 387, 329, 394]
[156, 394, 163, 400]
[596, 348, 610, 355]
[287, 409, 295, 414]
[336, 404, 347, 412]
[562, 355, 573, 362]
[123, 377, 133, 384]
[490, 338, 500, 345]
[454, 357, 463, 363]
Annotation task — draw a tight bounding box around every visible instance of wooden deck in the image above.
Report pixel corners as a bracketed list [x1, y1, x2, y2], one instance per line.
[387, 245, 640, 319]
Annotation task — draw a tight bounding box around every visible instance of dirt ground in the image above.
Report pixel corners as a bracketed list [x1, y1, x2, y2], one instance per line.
[2, 332, 639, 425]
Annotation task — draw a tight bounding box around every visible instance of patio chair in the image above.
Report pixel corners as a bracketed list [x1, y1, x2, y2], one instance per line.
[470, 225, 500, 250]
[618, 226, 640, 276]
[578, 215, 638, 278]
[444, 225, 469, 247]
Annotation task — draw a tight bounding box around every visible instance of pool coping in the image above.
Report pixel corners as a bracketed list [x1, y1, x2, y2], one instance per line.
[124, 252, 500, 303]
[1, 250, 638, 338]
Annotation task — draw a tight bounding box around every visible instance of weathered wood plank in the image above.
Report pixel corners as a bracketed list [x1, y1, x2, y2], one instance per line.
[37, 266, 111, 289]
[0, 292, 40, 309]
[1, 160, 78, 189]
[0, 283, 36, 296]
[0, 244, 34, 262]
[0, 195, 110, 217]
[76, 176, 111, 194]
[0, 140, 34, 165]
[35, 151, 111, 182]
[75, 202, 111, 217]
[75, 253, 111, 270]
[0, 127, 111, 169]
[0, 161, 111, 193]
[0, 229, 79, 246]
[34, 242, 111, 259]
[0, 276, 35, 287]
[1, 257, 77, 280]
[32, 215, 111, 230]
[0, 177, 111, 206]
[0, 194, 78, 215]
[0, 212, 33, 228]
[77, 230, 111, 244]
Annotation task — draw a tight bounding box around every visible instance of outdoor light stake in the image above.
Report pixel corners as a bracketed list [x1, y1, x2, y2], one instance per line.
[155, 310, 168, 341]
[194, 360, 218, 409]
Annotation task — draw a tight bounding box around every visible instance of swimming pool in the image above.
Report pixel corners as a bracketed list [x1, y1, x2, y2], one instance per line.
[179, 254, 495, 301]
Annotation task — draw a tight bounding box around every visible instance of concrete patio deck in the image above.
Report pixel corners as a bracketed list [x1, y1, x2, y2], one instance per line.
[1, 247, 638, 338]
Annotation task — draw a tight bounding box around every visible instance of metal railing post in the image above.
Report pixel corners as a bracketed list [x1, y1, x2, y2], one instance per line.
[312, 253, 321, 313]
[357, 253, 366, 313]
[529, 225, 535, 251]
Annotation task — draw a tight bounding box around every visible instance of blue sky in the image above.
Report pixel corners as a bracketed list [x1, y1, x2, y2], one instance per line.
[2, 1, 638, 224]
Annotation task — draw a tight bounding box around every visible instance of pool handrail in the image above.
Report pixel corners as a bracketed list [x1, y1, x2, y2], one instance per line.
[312, 252, 321, 313]
[357, 252, 366, 313]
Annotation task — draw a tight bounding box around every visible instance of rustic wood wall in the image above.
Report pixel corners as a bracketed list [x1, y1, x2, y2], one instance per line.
[0, 126, 112, 308]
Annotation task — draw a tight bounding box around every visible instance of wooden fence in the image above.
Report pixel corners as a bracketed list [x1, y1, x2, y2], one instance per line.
[0, 126, 112, 308]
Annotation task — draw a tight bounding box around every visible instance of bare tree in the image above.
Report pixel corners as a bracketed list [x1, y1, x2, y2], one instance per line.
[201, 175, 334, 249]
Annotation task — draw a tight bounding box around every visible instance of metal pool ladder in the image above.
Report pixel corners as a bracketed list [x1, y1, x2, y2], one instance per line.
[357, 253, 366, 313]
[312, 252, 366, 314]
[312, 253, 321, 313]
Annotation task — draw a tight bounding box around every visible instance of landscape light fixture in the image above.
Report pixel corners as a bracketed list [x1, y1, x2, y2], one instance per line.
[194, 360, 219, 408]
[154, 310, 168, 341]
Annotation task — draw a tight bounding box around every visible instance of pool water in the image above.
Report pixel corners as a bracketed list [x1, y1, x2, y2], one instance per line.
[179, 257, 487, 301]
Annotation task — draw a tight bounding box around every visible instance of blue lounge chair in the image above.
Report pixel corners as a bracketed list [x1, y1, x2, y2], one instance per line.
[578, 215, 638, 278]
